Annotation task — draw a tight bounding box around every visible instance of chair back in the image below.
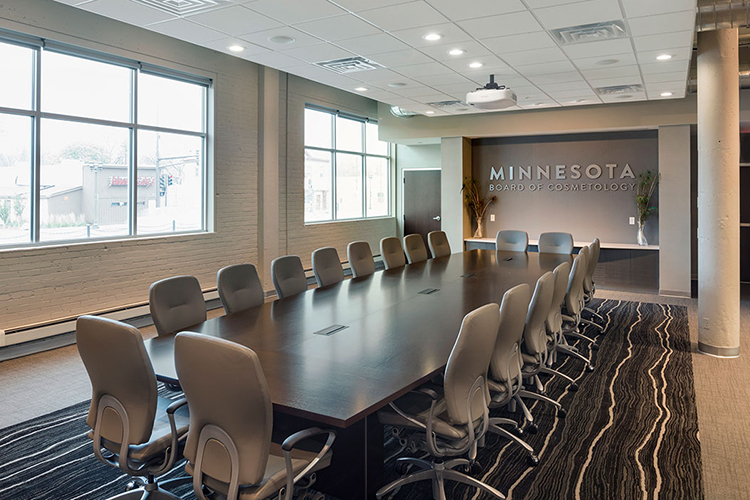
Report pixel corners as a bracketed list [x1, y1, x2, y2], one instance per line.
[495, 230, 529, 252]
[271, 255, 307, 299]
[523, 272, 555, 356]
[347, 241, 375, 278]
[77, 316, 157, 446]
[176, 332, 273, 487]
[490, 284, 532, 383]
[149, 276, 206, 336]
[444, 303, 500, 425]
[312, 247, 344, 287]
[546, 262, 571, 335]
[380, 237, 406, 269]
[427, 231, 451, 258]
[565, 247, 589, 316]
[538, 232, 574, 254]
[217, 264, 264, 314]
[583, 238, 600, 294]
[403, 234, 428, 264]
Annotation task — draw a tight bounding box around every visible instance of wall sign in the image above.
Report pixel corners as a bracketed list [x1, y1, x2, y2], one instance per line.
[487, 163, 637, 193]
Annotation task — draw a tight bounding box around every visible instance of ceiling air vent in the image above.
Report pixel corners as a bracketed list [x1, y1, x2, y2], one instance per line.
[390, 106, 418, 118]
[595, 84, 644, 96]
[427, 100, 471, 112]
[550, 20, 628, 45]
[315, 57, 384, 74]
[131, 0, 232, 16]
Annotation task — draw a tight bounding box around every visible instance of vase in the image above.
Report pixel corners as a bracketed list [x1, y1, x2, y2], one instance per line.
[473, 218, 485, 239]
[637, 220, 648, 246]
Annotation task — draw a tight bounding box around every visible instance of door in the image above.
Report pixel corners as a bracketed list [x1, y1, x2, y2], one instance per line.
[403, 169, 441, 247]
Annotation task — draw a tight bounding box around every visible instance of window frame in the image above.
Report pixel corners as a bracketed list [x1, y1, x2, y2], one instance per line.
[0, 31, 211, 250]
[303, 104, 391, 224]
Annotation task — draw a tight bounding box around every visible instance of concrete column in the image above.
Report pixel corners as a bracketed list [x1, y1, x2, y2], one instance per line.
[258, 67, 280, 287]
[440, 137, 472, 252]
[697, 29, 740, 357]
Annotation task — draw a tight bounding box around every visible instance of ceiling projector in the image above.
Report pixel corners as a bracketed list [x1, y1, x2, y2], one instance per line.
[466, 75, 517, 110]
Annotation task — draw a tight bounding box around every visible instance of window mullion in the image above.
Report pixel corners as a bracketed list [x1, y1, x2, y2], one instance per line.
[361, 122, 366, 218]
[130, 70, 138, 236]
[31, 46, 42, 243]
[331, 112, 337, 221]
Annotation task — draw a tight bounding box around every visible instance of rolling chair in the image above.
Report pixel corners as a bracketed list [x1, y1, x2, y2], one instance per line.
[486, 284, 539, 466]
[538, 232, 574, 254]
[427, 231, 451, 258]
[495, 230, 529, 252]
[149, 276, 206, 336]
[175, 332, 336, 500]
[217, 264, 264, 314]
[542, 262, 580, 390]
[271, 255, 307, 299]
[583, 238, 605, 322]
[403, 234, 428, 264]
[311, 247, 344, 287]
[76, 315, 190, 499]
[347, 241, 375, 278]
[380, 237, 406, 270]
[558, 248, 596, 371]
[376, 304, 506, 500]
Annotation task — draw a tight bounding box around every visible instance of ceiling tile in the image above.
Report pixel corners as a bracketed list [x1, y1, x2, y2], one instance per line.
[441, 54, 508, 72]
[413, 93, 457, 102]
[481, 32, 557, 54]
[628, 10, 696, 37]
[332, 0, 414, 13]
[432, 82, 478, 94]
[280, 43, 354, 63]
[636, 46, 693, 64]
[250, 51, 309, 69]
[424, 0, 527, 21]
[633, 31, 694, 52]
[239, 26, 323, 50]
[621, 0, 697, 18]
[581, 64, 640, 79]
[537, 80, 592, 92]
[639, 58, 690, 74]
[350, 67, 409, 83]
[294, 14, 383, 41]
[600, 91, 647, 103]
[360, 89, 405, 100]
[390, 23, 471, 47]
[501, 47, 568, 66]
[643, 71, 688, 83]
[78, 0, 174, 25]
[421, 73, 477, 85]
[563, 38, 633, 59]
[334, 33, 410, 55]
[363, 77, 425, 88]
[547, 88, 598, 98]
[515, 60, 576, 75]
[418, 40, 491, 61]
[587, 76, 643, 88]
[645, 81, 686, 98]
[201, 37, 271, 56]
[574, 51, 637, 69]
[524, 0, 593, 7]
[369, 49, 434, 67]
[357, 1, 449, 31]
[526, 70, 584, 84]
[245, 0, 346, 24]
[395, 62, 453, 77]
[457, 11, 543, 39]
[560, 97, 603, 106]
[145, 18, 225, 43]
[188, 5, 282, 35]
[534, 0, 623, 30]
[392, 85, 447, 97]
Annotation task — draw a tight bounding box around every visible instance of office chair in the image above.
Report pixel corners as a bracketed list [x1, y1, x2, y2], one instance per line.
[376, 304, 506, 500]
[558, 248, 596, 371]
[76, 315, 190, 499]
[427, 230, 451, 258]
[149, 276, 206, 336]
[543, 262, 580, 390]
[516, 273, 567, 433]
[538, 232, 574, 254]
[347, 241, 375, 278]
[495, 230, 529, 252]
[271, 255, 307, 299]
[217, 264, 264, 314]
[174, 332, 336, 500]
[311, 247, 344, 287]
[403, 234, 428, 264]
[486, 284, 539, 466]
[380, 237, 406, 270]
[583, 238, 605, 322]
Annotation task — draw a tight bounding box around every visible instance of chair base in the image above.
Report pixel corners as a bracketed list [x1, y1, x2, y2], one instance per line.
[487, 419, 538, 466]
[377, 457, 506, 500]
[112, 476, 191, 500]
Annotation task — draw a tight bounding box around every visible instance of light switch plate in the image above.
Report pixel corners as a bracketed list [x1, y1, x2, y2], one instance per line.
[490, 214, 495, 222]
[629, 217, 635, 225]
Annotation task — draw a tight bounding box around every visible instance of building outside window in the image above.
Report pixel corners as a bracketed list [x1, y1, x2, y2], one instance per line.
[303, 106, 390, 223]
[0, 33, 209, 248]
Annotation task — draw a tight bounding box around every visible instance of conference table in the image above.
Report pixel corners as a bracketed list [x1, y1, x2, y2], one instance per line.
[144, 249, 572, 499]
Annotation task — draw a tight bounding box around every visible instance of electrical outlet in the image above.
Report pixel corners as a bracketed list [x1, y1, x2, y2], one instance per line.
[490, 214, 495, 222]
[629, 217, 635, 225]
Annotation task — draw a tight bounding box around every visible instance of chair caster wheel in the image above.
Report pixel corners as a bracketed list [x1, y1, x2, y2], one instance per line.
[569, 383, 579, 392]
[125, 482, 136, 492]
[512, 426, 524, 436]
[587, 364, 595, 372]
[591, 343, 600, 351]
[526, 423, 538, 434]
[527, 455, 540, 467]
[470, 461, 483, 475]
[557, 408, 567, 418]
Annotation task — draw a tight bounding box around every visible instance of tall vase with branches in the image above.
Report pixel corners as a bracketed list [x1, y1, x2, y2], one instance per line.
[635, 170, 659, 246]
[462, 177, 496, 238]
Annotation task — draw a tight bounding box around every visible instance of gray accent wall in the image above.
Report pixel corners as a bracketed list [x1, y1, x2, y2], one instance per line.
[472, 131, 659, 245]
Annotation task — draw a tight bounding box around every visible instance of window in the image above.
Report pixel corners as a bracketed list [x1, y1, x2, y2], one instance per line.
[303, 106, 390, 223]
[0, 34, 209, 248]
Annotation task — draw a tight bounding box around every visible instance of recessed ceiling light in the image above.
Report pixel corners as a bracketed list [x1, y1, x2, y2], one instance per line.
[660, 91, 673, 97]
[595, 58, 619, 66]
[448, 48, 465, 56]
[354, 87, 368, 92]
[388, 82, 407, 88]
[227, 45, 245, 52]
[468, 62, 483, 68]
[571, 99, 586, 103]
[656, 54, 672, 61]
[423, 33, 442, 41]
[425, 111, 435, 114]
[268, 35, 296, 45]
[456, 108, 469, 112]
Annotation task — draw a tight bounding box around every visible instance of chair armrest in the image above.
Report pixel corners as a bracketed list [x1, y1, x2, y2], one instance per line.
[154, 398, 189, 476]
[412, 386, 439, 401]
[166, 398, 189, 415]
[281, 428, 336, 498]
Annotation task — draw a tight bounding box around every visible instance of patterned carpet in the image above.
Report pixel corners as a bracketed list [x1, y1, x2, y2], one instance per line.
[0, 299, 702, 500]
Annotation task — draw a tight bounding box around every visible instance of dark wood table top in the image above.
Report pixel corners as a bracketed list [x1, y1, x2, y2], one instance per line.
[144, 249, 571, 428]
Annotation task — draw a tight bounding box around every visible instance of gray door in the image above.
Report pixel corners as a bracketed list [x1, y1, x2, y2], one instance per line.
[403, 170, 441, 247]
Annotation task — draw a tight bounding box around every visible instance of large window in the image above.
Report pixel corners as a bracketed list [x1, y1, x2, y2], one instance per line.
[304, 107, 390, 223]
[0, 34, 209, 248]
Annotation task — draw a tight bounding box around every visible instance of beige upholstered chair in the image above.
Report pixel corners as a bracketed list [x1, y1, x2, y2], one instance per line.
[271, 255, 307, 299]
[560, 247, 597, 370]
[311, 247, 344, 287]
[495, 230, 529, 252]
[380, 237, 406, 270]
[77, 316, 190, 499]
[149, 276, 206, 336]
[347, 241, 375, 278]
[538, 232, 574, 254]
[217, 264, 264, 314]
[403, 234, 428, 264]
[427, 230, 451, 258]
[174, 332, 336, 500]
[583, 238, 605, 322]
[376, 304, 506, 499]
[540, 262, 579, 390]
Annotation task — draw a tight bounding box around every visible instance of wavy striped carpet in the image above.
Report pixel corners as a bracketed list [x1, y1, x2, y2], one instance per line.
[0, 299, 702, 500]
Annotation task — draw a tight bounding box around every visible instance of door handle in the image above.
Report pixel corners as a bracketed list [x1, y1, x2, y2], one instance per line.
[433, 216, 441, 221]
